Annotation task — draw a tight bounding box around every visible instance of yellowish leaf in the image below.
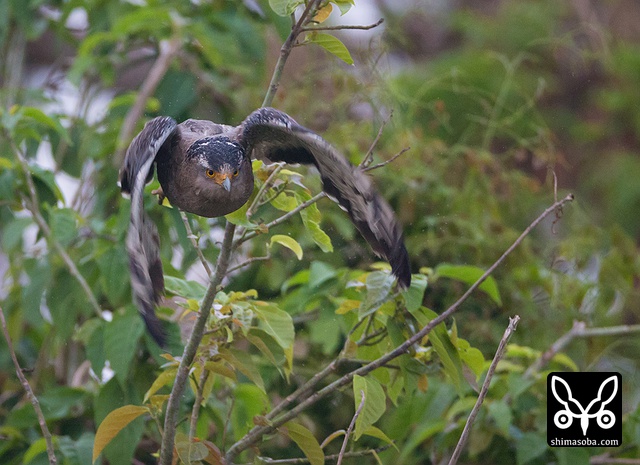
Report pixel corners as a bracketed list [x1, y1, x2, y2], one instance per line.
[93, 405, 148, 463]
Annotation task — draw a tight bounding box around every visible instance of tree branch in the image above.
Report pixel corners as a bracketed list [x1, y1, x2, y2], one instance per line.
[337, 389, 365, 465]
[0, 306, 57, 464]
[225, 194, 574, 463]
[448, 316, 520, 465]
[302, 18, 384, 33]
[10, 137, 102, 318]
[159, 221, 236, 465]
[115, 36, 182, 164]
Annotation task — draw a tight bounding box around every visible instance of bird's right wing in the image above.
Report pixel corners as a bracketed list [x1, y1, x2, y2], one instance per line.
[119, 117, 177, 346]
[239, 108, 411, 288]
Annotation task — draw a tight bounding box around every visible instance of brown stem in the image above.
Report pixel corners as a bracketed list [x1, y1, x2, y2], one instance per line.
[336, 389, 366, 465]
[0, 306, 57, 464]
[159, 221, 236, 465]
[225, 194, 574, 462]
[448, 316, 520, 465]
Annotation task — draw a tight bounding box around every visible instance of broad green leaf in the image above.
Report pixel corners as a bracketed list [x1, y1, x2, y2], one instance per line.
[353, 375, 386, 440]
[269, 0, 303, 16]
[225, 197, 257, 228]
[333, 0, 355, 15]
[104, 311, 144, 385]
[23, 437, 50, 464]
[143, 367, 177, 403]
[516, 432, 547, 465]
[307, 32, 354, 65]
[435, 264, 502, 306]
[2, 216, 31, 251]
[300, 206, 333, 252]
[270, 234, 303, 260]
[404, 274, 428, 312]
[19, 106, 70, 142]
[282, 422, 324, 465]
[253, 304, 295, 350]
[219, 348, 265, 392]
[359, 271, 394, 318]
[412, 307, 464, 394]
[270, 191, 299, 211]
[204, 361, 238, 381]
[456, 338, 485, 377]
[554, 447, 591, 465]
[164, 275, 206, 300]
[361, 426, 399, 451]
[550, 352, 579, 371]
[231, 384, 270, 440]
[50, 208, 77, 247]
[175, 432, 209, 463]
[488, 400, 512, 435]
[93, 405, 148, 463]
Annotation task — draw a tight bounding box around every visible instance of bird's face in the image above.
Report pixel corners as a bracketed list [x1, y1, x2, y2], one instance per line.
[187, 137, 246, 192]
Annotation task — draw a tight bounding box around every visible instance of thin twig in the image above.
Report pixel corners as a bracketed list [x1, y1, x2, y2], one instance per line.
[227, 253, 271, 274]
[524, 321, 640, 379]
[160, 221, 237, 465]
[189, 367, 209, 441]
[448, 316, 520, 465]
[180, 212, 212, 276]
[225, 194, 575, 462]
[363, 147, 410, 172]
[262, 0, 322, 107]
[254, 444, 393, 464]
[359, 111, 393, 168]
[337, 389, 366, 465]
[10, 138, 102, 318]
[246, 165, 284, 218]
[115, 36, 182, 164]
[591, 456, 640, 464]
[302, 18, 384, 33]
[234, 192, 326, 248]
[0, 306, 57, 464]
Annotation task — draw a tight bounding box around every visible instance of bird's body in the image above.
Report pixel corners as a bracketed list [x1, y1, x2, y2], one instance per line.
[120, 107, 411, 345]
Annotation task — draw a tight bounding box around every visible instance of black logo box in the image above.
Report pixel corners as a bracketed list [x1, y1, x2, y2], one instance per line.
[547, 372, 622, 446]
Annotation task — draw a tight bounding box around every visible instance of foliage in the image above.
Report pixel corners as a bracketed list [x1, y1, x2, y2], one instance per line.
[0, 1, 639, 465]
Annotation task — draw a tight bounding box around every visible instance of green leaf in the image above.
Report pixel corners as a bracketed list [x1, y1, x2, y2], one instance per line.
[270, 234, 303, 260]
[164, 275, 206, 300]
[270, 191, 299, 212]
[50, 208, 78, 247]
[307, 32, 354, 65]
[299, 203, 333, 252]
[269, 0, 304, 16]
[361, 426, 398, 450]
[2, 216, 32, 251]
[516, 432, 547, 465]
[231, 384, 270, 440]
[333, 0, 355, 15]
[253, 303, 295, 350]
[219, 348, 265, 392]
[282, 422, 324, 465]
[359, 271, 394, 318]
[404, 274, 428, 312]
[93, 405, 148, 463]
[225, 197, 257, 228]
[412, 308, 464, 393]
[488, 400, 512, 435]
[104, 311, 144, 386]
[175, 432, 209, 463]
[435, 263, 502, 306]
[353, 375, 386, 440]
[143, 367, 177, 403]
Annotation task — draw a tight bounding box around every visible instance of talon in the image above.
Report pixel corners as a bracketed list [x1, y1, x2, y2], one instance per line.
[151, 187, 165, 205]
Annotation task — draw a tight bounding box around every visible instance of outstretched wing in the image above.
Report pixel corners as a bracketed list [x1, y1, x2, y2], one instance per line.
[239, 108, 411, 288]
[119, 117, 177, 346]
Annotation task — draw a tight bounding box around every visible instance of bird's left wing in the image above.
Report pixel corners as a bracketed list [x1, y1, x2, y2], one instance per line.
[239, 107, 411, 288]
[119, 117, 177, 346]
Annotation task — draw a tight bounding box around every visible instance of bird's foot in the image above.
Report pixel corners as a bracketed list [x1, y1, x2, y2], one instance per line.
[151, 187, 165, 205]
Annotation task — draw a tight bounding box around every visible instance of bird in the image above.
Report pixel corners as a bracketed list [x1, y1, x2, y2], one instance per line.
[119, 107, 411, 345]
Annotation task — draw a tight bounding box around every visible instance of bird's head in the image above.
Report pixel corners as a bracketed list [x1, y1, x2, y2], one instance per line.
[187, 137, 246, 192]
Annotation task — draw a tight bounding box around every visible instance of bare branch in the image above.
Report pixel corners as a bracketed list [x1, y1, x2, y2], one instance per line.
[225, 194, 575, 462]
[363, 147, 410, 172]
[189, 367, 209, 441]
[302, 18, 384, 33]
[10, 138, 102, 318]
[0, 306, 57, 464]
[234, 192, 326, 248]
[360, 111, 393, 168]
[337, 389, 366, 465]
[180, 212, 212, 277]
[246, 165, 284, 218]
[448, 316, 520, 465]
[159, 221, 237, 465]
[254, 445, 393, 464]
[524, 321, 640, 379]
[227, 253, 271, 274]
[115, 36, 182, 164]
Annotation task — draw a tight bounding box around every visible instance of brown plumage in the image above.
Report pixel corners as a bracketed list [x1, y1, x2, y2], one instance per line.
[119, 107, 411, 345]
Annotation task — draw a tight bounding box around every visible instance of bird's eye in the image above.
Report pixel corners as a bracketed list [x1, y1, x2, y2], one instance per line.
[206, 169, 215, 178]
[233, 170, 239, 177]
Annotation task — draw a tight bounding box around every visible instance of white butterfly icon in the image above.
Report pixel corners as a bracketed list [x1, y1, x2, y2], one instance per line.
[551, 375, 617, 435]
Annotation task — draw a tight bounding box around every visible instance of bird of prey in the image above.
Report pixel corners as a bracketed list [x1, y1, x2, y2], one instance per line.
[120, 107, 411, 345]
